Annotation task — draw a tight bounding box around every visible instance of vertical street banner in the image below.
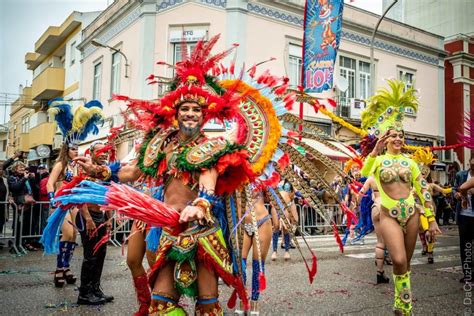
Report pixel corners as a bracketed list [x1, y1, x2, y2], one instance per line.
[302, 0, 345, 93]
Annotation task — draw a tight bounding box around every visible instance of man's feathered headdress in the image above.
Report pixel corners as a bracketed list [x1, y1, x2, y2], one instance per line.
[114, 34, 241, 131]
[48, 98, 104, 146]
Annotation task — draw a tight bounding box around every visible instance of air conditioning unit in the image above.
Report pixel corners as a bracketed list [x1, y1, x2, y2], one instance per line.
[442, 149, 453, 163]
[350, 99, 366, 119]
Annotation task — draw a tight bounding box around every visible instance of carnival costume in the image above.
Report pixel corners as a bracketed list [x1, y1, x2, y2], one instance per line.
[360, 80, 435, 315]
[40, 99, 104, 288]
[411, 148, 451, 264]
[50, 34, 354, 314]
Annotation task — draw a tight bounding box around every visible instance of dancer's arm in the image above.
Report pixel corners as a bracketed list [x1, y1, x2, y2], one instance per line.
[413, 168, 441, 238]
[179, 168, 218, 224]
[459, 177, 474, 194]
[74, 157, 142, 183]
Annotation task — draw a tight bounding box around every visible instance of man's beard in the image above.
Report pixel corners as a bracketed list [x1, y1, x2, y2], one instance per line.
[178, 121, 202, 137]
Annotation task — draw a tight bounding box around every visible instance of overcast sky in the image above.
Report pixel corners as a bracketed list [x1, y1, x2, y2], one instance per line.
[0, 0, 381, 124]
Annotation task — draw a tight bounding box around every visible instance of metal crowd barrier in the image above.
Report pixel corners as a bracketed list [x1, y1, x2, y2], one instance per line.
[110, 216, 133, 247]
[17, 201, 51, 254]
[297, 204, 345, 236]
[3, 201, 347, 255]
[0, 201, 23, 255]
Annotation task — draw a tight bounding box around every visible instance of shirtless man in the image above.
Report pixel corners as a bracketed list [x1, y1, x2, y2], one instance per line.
[76, 101, 251, 314]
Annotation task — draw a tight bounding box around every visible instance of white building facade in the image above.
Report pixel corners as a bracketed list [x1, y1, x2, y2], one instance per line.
[77, 0, 446, 172]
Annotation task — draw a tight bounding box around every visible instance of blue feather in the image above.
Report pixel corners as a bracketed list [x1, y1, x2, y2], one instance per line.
[76, 113, 104, 141]
[84, 100, 104, 109]
[49, 102, 73, 137]
[145, 227, 162, 252]
[40, 207, 68, 255]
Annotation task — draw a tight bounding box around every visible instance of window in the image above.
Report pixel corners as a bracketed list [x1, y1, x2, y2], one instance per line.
[93, 62, 102, 100]
[70, 41, 76, 66]
[359, 61, 371, 100]
[398, 69, 416, 116]
[111, 51, 121, 95]
[337, 56, 372, 109]
[288, 44, 302, 88]
[173, 42, 197, 64]
[21, 116, 30, 133]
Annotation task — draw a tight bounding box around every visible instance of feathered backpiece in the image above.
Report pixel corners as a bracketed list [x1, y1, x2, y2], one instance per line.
[113, 34, 241, 131]
[343, 156, 364, 174]
[411, 147, 435, 166]
[459, 108, 474, 149]
[361, 79, 418, 137]
[411, 147, 436, 177]
[48, 98, 104, 145]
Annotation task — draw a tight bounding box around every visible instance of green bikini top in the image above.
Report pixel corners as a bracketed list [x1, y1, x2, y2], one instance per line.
[379, 156, 413, 184]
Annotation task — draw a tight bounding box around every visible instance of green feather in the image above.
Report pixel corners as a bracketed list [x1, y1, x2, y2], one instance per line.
[361, 79, 418, 130]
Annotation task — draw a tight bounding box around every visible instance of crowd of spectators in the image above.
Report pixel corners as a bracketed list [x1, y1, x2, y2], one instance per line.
[0, 151, 50, 251]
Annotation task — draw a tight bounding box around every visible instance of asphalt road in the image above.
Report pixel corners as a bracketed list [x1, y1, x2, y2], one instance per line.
[0, 226, 466, 315]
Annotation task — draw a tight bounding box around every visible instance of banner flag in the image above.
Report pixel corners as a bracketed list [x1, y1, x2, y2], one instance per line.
[302, 0, 345, 93]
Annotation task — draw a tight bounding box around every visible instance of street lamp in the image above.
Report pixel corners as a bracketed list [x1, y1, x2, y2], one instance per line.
[370, 0, 398, 95]
[91, 38, 130, 78]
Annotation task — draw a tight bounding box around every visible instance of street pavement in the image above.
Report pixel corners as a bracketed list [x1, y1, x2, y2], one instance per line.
[0, 226, 466, 315]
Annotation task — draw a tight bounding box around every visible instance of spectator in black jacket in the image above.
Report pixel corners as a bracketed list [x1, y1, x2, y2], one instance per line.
[2, 151, 25, 176]
[8, 161, 38, 251]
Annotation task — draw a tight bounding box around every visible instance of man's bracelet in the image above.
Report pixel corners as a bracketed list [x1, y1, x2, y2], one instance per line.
[92, 165, 112, 181]
[192, 198, 214, 225]
[48, 192, 55, 201]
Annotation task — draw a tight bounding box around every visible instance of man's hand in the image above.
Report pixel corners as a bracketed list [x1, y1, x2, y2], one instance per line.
[14, 151, 23, 159]
[454, 192, 462, 200]
[73, 157, 94, 174]
[105, 219, 113, 232]
[86, 218, 97, 236]
[427, 220, 442, 242]
[179, 205, 204, 223]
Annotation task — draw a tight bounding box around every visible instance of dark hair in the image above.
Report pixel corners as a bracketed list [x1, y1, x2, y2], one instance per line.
[55, 143, 71, 179]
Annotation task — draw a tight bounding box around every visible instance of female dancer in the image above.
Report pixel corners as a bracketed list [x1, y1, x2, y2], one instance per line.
[271, 181, 297, 261]
[359, 175, 390, 283]
[236, 187, 272, 315]
[47, 143, 79, 287]
[361, 80, 441, 315]
[411, 148, 451, 264]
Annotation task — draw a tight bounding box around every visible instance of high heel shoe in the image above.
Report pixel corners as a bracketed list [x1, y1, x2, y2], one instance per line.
[377, 271, 390, 284]
[54, 269, 65, 288]
[64, 268, 77, 284]
[427, 252, 434, 264]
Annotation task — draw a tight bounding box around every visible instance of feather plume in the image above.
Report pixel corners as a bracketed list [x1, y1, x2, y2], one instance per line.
[48, 99, 73, 138]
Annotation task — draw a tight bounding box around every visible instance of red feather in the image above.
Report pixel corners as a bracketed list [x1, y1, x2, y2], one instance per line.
[93, 231, 111, 254]
[215, 151, 256, 195]
[103, 183, 181, 232]
[327, 98, 337, 107]
[157, 159, 167, 176]
[248, 64, 257, 78]
[332, 223, 344, 253]
[227, 289, 238, 309]
[112, 94, 130, 101]
[197, 246, 249, 310]
[261, 172, 280, 188]
[277, 152, 290, 171]
[340, 202, 358, 228]
[146, 74, 155, 81]
[259, 272, 266, 291]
